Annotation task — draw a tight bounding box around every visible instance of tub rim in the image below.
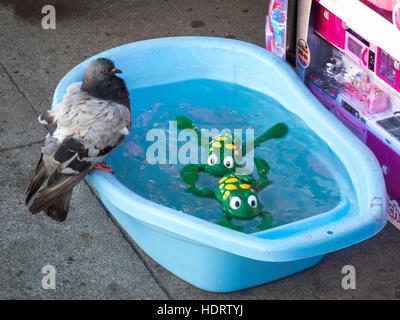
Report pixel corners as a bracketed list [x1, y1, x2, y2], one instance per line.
[52, 36, 387, 262]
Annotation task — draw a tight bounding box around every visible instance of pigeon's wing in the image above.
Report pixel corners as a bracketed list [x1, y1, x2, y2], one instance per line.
[27, 136, 91, 220]
[26, 82, 84, 205]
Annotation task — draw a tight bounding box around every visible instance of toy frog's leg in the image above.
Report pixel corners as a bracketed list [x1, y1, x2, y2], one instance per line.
[189, 186, 215, 198]
[217, 216, 243, 232]
[253, 157, 273, 191]
[180, 164, 215, 198]
[257, 211, 274, 230]
[175, 115, 197, 131]
[174, 116, 211, 146]
[180, 163, 201, 186]
[254, 122, 289, 148]
[243, 122, 289, 153]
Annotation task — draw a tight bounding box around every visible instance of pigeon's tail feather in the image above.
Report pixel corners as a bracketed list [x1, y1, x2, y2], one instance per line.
[44, 191, 73, 222]
[29, 170, 88, 220]
[25, 155, 49, 205]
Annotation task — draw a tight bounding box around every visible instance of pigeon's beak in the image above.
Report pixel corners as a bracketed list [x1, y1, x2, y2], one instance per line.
[112, 68, 122, 74]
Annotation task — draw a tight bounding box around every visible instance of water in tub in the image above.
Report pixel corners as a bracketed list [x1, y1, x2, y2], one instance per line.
[105, 79, 356, 234]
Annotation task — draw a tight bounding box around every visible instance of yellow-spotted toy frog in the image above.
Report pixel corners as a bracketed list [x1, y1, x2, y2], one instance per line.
[213, 157, 275, 231]
[174, 115, 288, 231]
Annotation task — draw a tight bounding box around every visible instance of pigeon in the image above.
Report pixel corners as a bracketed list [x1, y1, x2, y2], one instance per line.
[25, 57, 131, 222]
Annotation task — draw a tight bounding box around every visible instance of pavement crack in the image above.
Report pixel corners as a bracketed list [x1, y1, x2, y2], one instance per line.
[0, 59, 40, 116]
[0, 139, 44, 152]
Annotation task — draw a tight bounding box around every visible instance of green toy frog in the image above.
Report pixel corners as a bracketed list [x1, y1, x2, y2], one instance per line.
[175, 115, 288, 196]
[174, 115, 288, 231]
[181, 157, 274, 231]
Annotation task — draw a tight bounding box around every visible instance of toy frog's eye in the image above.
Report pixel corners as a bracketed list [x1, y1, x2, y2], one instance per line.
[223, 156, 234, 168]
[207, 154, 218, 166]
[247, 195, 258, 208]
[102, 68, 108, 74]
[230, 196, 242, 210]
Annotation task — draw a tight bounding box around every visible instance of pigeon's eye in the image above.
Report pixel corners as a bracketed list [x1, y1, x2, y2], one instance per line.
[102, 68, 108, 74]
[223, 156, 234, 169]
[230, 197, 242, 210]
[247, 195, 258, 208]
[207, 154, 218, 166]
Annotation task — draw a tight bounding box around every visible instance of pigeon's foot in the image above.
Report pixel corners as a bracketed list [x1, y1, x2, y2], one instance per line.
[90, 161, 114, 174]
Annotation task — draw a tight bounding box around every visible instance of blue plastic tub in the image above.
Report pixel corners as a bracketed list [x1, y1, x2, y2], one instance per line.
[52, 37, 387, 292]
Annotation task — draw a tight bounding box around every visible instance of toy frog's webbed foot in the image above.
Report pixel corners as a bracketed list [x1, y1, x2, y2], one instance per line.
[174, 115, 197, 131]
[217, 216, 243, 232]
[253, 157, 273, 191]
[257, 211, 274, 231]
[255, 122, 289, 147]
[244, 122, 289, 153]
[180, 164, 215, 199]
[174, 116, 211, 146]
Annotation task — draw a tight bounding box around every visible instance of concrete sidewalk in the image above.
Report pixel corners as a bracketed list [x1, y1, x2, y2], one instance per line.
[0, 0, 399, 299]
